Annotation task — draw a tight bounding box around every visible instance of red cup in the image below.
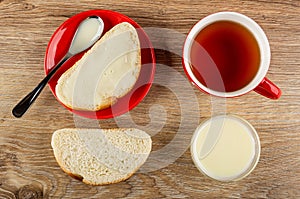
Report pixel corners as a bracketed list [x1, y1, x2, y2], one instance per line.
[182, 12, 281, 99]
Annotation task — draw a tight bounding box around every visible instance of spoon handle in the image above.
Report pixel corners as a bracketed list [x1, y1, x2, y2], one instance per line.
[12, 53, 71, 118]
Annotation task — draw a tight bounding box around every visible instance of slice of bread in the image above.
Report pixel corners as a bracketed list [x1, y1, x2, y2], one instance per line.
[51, 128, 152, 185]
[55, 22, 141, 111]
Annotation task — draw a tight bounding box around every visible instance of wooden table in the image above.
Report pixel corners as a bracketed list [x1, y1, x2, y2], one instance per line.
[1, 0, 299, 198]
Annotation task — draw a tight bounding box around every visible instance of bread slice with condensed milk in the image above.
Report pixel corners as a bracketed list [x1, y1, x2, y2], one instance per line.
[55, 22, 141, 111]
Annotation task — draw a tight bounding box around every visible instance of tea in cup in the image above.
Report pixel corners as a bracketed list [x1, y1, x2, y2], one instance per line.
[183, 12, 281, 99]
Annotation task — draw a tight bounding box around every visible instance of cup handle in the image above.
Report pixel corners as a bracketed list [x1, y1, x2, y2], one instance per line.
[254, 78, 281, 99]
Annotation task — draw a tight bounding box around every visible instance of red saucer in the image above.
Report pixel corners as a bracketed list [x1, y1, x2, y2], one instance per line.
[44, 10, 156, 119]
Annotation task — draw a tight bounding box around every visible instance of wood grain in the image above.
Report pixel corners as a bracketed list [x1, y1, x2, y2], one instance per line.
[0, 0, 299, 198]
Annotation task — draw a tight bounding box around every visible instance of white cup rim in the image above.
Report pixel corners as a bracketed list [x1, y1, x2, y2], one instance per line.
[183, 12, 270, 97]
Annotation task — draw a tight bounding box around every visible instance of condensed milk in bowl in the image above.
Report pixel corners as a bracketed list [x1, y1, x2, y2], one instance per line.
[190, 115, 260, 181]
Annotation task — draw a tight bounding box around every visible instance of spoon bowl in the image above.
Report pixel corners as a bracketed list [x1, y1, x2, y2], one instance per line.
[69, 16, 104, 55]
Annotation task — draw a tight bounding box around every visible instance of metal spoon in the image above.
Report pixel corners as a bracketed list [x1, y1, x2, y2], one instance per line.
[12, 16, 104, 118]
